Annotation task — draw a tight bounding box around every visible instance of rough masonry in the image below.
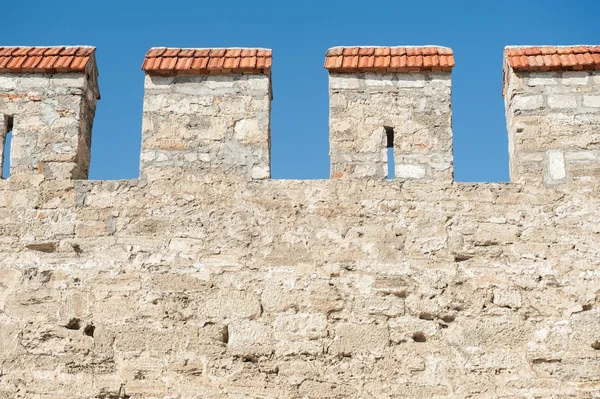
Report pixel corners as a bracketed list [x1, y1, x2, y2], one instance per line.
[0, 45, 599, 399]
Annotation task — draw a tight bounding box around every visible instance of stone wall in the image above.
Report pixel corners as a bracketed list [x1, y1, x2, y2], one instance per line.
[0, 46, 600, 399]
[1, 177, 599, 399]
[141, 74, 271, 182]
[329, 72, 452, 181]
[0, 57, 99, 179]
[505, 69, 600, 185]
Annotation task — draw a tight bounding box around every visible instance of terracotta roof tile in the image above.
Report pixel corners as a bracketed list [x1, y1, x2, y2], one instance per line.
[55, 56, 75, 70]
[325, 46, 454, 73]
[241, 49, 257, 57]
[358, 55, 373, 68]
[390, 47, 407, 56]
[327, 47, 343, 56]
[374, 55, 390, 68]
[28, 47, 49, 56]
[0, 46, 95, 73]
[160, 57, 178, 70]
[224, 56, 240, 69]
[70, 56, 89, 71]
[12, 47, 31, 56]
[505, 45, 600, 71]
[390, 55, 407, 68]
[194, 49, 210, 57]
[142, 47, 272, 75]
[21, 56, 42, 70]
[325, 55, 343, 69]
[256, 56, 270, 69]
[175, 57, 194, 70]
[44, 47, 63, 56]
[0, 48, 15, 57]
[76, 47, 95, 56]
[423, 55, 433, 68]
[374, 47, 390, 56]
[178, 49, 196, 57]
[163, 48, 181, 57]
[60, 47, 78, 56]
[210, 49, 227, 57]
[240, 56, 257, 69]
[208, 56, 225, 70]
[226, 49, 242, 57]
[191, 57, 209, 70]
[342, 55, 359, 69]
[6, 56, 26, 70]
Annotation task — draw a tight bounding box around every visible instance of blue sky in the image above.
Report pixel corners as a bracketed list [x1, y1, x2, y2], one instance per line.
[3, 0, 599, 181]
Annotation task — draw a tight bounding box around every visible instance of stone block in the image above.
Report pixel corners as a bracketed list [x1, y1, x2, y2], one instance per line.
[547, 150, 566, 182]
[548, 95, 578, 109]
[512, 95, 544, 111]
[228, 320, 274, 357]
[328, 322, 389, 356]
[583, 95, 600, 108]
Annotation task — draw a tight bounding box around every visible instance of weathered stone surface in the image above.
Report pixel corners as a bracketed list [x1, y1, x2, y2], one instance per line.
[140, 74, 271, 182]
[505, 69, 600, 184]
[329, 72, 453, 181]
[0, 50, 600, 399]
[0, 66, 99, 179]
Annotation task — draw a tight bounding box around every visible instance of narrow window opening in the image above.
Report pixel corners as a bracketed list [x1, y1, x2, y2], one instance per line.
[385, 126, 394, 180]
[2, 116, 13, 179]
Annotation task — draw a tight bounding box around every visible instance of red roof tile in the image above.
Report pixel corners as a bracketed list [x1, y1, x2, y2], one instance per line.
[325, 46, 454, 73]
[0, 46, 95, 73]
[505, 45, 600, 71]
[142, 47, 272, 75]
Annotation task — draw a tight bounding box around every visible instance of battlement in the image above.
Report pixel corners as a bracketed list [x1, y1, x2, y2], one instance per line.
[503, 45, 600, 184]
[1, 44, 600, 185]
[0, 46, 99, 180]
[1, 43, 600, 399]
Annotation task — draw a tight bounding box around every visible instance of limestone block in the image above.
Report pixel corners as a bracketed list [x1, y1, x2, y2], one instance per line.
[328, 322, 389, 356]
[273, 313, 328, 341]
[548, 95, 578, 109]
[546, 150, 566, 182]
[228, 320, 274, 357]
[525, 75, 558, 86]
[560, 72, 589, 86]
[356, 294, 405, 318]
[298, 380, 357, 398]
[492, 288, 523, 309]
[396, 163, 426, 179]
[388, 316, 438, 343]
[512, 95, 544, 111]
[329, 74, 361, 90]
[198, 290, 262, 322]
[583, 95, 600, 108]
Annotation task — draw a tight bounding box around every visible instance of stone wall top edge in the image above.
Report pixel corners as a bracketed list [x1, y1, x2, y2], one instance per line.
[3, 176, 594, 192]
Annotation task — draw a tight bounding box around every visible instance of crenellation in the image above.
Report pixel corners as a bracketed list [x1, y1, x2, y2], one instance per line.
[0, 49, 99, 180]
[504, 53, 600, 185]
[141, 73, 272, 182]
[328, 63, 453, 181]
[1, 44, 600, 398]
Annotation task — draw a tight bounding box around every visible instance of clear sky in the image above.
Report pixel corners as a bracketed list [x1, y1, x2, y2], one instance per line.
[3, 0, 599, 181]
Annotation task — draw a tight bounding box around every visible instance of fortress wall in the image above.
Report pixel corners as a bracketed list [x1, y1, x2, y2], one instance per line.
[0, 45, 599, 399]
